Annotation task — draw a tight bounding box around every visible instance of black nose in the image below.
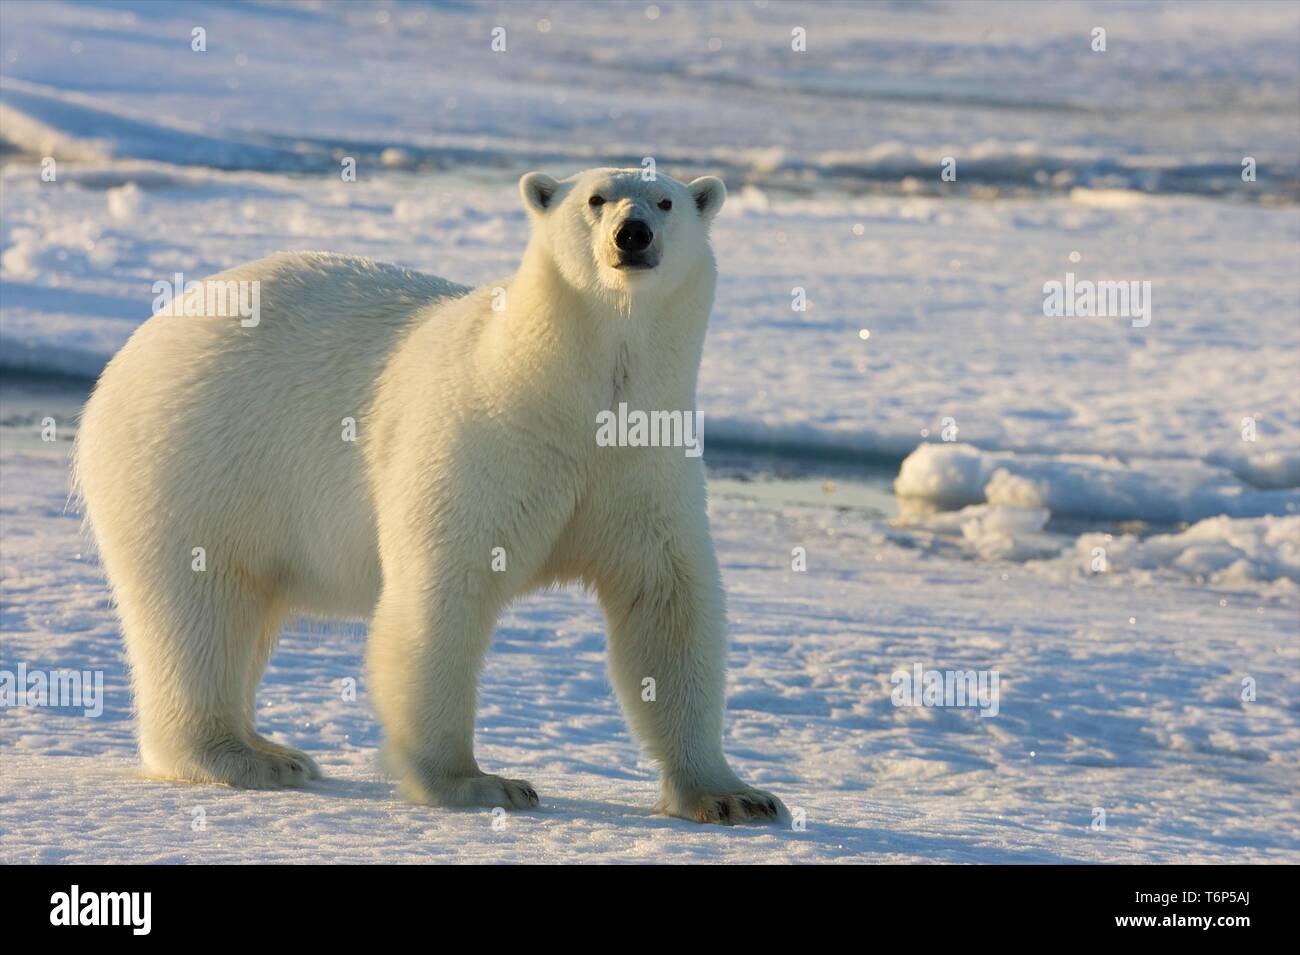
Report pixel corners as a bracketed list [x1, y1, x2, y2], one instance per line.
[615, 219, 653, 253]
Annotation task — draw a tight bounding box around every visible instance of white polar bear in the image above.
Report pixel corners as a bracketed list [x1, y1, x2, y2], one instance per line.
[74, 167, 787, 824]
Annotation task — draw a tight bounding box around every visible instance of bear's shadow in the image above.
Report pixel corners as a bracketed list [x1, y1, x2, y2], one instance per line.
[295, 778, 1076, 861]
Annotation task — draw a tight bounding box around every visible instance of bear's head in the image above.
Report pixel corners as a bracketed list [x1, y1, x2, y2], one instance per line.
[519, 167, 725, 300]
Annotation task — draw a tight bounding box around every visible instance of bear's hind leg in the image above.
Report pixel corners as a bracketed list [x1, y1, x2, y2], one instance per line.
[119, 565, 314, 789]
[244, 610, 322, 780]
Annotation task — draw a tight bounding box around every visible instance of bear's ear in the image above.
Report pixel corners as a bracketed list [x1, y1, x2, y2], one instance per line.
[520, 172, 560, 214]
[687, 176, 726, 222]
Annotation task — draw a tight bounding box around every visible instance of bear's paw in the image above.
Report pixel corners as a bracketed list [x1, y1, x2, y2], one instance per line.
[403, 772, 540, 810]
[656, 785, 790, 826]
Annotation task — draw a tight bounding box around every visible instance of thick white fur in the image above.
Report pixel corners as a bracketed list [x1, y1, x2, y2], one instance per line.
[74, 168, 787, 824]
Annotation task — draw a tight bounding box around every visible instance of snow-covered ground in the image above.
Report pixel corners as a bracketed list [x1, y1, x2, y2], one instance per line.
[1, 0, 1298, 863]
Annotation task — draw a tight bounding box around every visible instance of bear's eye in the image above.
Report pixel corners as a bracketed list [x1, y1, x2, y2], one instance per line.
[658, 199, 672, 211]
[588, 195, 605, 208]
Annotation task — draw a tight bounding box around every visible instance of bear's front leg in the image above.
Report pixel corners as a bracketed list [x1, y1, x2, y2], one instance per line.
[595, 503, 789, 826]
[367, 579, 539, 810]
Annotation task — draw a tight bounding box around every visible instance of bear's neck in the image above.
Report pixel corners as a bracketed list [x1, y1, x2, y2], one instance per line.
[479, 245, 713, 418]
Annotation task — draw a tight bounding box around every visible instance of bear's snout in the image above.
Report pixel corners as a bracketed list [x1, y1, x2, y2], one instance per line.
[614, 219, 654, 254]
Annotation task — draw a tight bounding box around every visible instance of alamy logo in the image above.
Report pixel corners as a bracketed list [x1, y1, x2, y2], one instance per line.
[0, 663, 104, 717]
[49, 885, 151, 935]
[890, 664, 1000, 717]
[595, 402, 703, 458]
[1042, 272, 1151, 327]
[152, 272, 261, 327]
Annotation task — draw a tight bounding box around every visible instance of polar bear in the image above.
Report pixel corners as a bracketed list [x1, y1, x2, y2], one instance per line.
[74, 168, 788, 824]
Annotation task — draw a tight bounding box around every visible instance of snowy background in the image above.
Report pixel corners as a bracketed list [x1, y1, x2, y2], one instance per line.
[1, 0, 1297, 862]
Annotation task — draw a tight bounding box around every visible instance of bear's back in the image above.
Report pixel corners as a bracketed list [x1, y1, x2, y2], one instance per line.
[226, 250, 470, 348]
